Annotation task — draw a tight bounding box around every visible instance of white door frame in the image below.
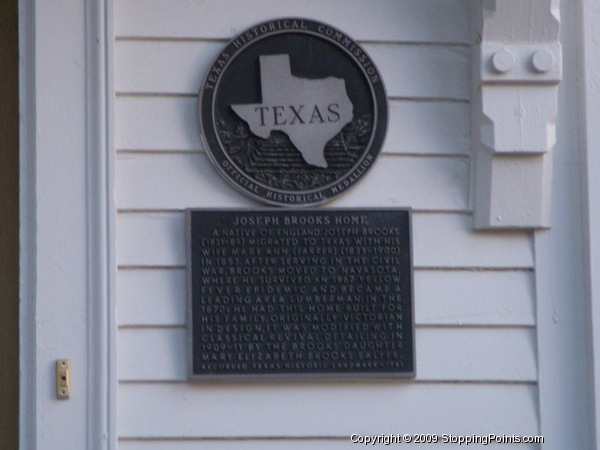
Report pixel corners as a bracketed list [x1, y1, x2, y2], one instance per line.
[534, 1, 594, 447]
[19, 0, 116, 448]
[579, 0, 600, 446]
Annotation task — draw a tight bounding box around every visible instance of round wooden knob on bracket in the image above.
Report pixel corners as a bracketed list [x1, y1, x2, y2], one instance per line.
[532, 49, 553, 73]
[492, 48, 515, 74]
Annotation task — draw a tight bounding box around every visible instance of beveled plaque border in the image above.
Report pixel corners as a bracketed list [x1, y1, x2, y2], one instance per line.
[186, 208, 415, 382]
[198, 19, 388, 206]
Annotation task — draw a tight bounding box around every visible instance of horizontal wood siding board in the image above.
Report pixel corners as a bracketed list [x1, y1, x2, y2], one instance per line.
[416, 327, 536, 381]
[118, 269, 187, 327]
[117, 442, 375, 450]
[116, 212, 534, 268]
[387, 101, 470, 156]
[115, 0, 470, 43]
[115, 97, 470, 155]
[368, 44, 469, 100]
[118, 442, 387, 450]
[115, 40, 222, 95]
[416, 269, 535, 326]
[117, 327, 536, 382]
[118, 269, 534, 327]
[115, 153, 469, 211]
[118, 442, 538, 450]
[115, 97, 203, 153]
[118, 383, 538, 438]
[115, 41, 469, 99]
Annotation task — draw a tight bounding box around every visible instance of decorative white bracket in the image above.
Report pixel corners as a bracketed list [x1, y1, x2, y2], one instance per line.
[472, 0, 561, 229]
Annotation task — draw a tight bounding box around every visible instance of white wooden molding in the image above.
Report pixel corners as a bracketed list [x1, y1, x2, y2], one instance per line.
[18, 0, 37, 446]
[471, 0, 562, 229]
[580, 0, 600, 446]
[86, 0, 117, 448]
[534, 0, 595, 447]
[19, 0, 117, 448]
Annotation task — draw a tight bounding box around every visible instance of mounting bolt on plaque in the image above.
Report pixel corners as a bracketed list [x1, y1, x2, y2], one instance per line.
[198, 18, 388, 206]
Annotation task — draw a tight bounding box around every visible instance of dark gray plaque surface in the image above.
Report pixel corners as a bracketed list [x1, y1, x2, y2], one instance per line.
[188, 209, 414, 380]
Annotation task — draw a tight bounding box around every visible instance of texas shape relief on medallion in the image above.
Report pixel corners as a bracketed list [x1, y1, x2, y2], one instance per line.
[231, 54, 353, 168]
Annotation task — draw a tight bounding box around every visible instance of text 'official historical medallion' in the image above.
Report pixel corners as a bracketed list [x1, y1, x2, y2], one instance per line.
[199, 19, 388, 206]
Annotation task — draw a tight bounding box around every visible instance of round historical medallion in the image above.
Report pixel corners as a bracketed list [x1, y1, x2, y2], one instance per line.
[199, 18, 388, 206]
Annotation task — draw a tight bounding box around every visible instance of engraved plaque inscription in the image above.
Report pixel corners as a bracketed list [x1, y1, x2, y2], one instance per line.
[188, 209, 414, 380]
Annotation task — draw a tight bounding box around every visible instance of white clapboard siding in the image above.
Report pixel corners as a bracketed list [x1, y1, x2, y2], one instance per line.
[118, 442, 539, 450]
[113, 1, 540, 444]
[115, 97, 203, 152]
[117, 327, 536, 382]
[118, 269, 187, 326]
[118, 383, 538, 438]
[115, 153, 468, 211]
[388, 101, 470, 155]
[115, 0, 470, 43]
[118, 269, 534, 327]
[117, 213, 186, 268]
[118, 442, 362, 450]
[416, 270, 535, 326]
[115, 97, 470, 156]
[116, 212, 534, 269]
[115, 41, 469, 99]
[115, 41, 221, 95]
[367, 44, 469, 100]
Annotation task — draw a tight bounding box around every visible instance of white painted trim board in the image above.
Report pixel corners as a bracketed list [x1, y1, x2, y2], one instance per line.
[19, 0, 117, 447]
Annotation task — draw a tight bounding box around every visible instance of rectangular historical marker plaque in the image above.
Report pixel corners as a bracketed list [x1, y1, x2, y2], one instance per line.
[187, 209, 414, 380]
